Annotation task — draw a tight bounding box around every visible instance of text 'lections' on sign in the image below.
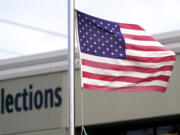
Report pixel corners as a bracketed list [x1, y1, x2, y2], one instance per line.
[0, 84, 62, 114]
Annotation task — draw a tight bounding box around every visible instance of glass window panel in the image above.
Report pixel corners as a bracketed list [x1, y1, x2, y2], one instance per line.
[157, 126, 173, 135]
[127, 128, 153, 135]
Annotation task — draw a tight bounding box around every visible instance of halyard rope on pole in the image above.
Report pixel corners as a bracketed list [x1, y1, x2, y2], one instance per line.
[81, 88, 88, 135]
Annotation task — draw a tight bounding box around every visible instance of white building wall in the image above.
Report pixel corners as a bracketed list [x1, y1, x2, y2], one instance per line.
[0, 31, 179, 135]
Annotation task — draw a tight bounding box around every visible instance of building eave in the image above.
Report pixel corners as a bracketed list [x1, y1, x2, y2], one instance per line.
[0, 30, 179, 81]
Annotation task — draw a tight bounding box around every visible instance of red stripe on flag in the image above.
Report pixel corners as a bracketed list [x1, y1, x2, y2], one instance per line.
[123, 34, 156, 41]
[119, 23, 144, 30]
[84, 84, 166, 92]
[126, 44, 169, 51]
[126, 55, 176, 63]
[83, 72, 170, 83]
[82, 59, 173, 73]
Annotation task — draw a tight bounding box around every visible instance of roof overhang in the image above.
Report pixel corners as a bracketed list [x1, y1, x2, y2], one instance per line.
[0, 30, 180, 81]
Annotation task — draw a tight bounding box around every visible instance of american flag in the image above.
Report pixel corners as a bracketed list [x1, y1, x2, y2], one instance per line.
[76, 10, 176, 92]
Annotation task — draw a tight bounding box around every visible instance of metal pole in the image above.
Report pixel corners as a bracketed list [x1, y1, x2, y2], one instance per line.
[68, 0, 75, 134]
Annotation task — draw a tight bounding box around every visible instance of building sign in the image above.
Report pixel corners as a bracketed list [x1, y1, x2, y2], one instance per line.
[0, 84, 62, 114]
[0, 72, 68, 135]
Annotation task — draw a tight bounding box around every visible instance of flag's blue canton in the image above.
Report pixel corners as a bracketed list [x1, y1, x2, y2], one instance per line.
[77, 11, 126, 59]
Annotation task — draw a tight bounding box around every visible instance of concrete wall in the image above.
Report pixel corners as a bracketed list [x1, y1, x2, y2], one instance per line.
[0, 31, 179, 135]
[0, 54, 179, 135]
[0, 72, 68, 135]
[75, 54, 180, 126]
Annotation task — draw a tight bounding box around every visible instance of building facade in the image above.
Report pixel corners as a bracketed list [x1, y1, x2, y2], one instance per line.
[0, 31, 180, 135]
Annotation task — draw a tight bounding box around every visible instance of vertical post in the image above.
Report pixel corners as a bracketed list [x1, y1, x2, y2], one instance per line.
[68, 0, 75, 135]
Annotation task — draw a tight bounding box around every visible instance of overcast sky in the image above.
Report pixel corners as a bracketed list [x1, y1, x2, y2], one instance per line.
[0, 0, 180, 59]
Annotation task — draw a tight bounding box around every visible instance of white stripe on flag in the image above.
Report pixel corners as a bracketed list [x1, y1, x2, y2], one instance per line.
[125, 38, 163, 47]
[82, 65, 172, 78]
[81, 53, 175, 68]
[126, 49, 174, 57]
[82, 78, 168, 87]
[120, 28, 149, 36]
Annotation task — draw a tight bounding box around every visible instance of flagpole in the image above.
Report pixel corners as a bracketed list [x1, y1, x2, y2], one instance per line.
[68, 0, 75, 134]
